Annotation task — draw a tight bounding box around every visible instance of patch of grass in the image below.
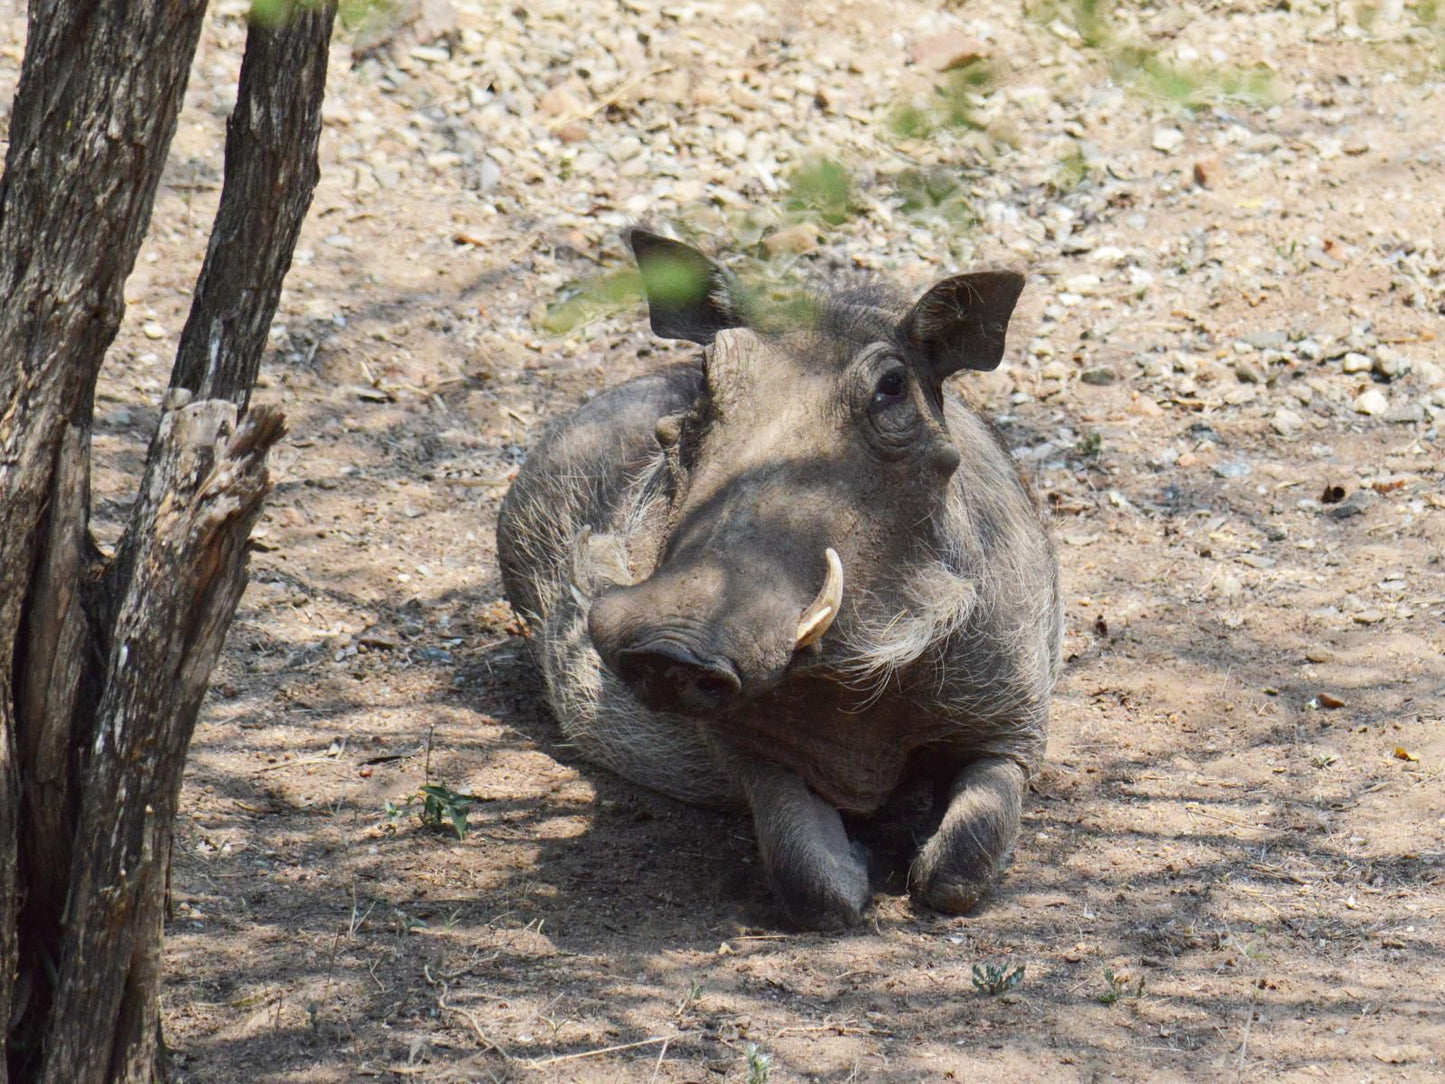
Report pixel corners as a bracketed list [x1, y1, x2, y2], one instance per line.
[536, 267, 645, 335]
[972, 960, 1026, 995]
[1053, 146, 1093, 193]
[1121, 49, 1278, 111]
[1075, 430, 1104, 459]
[1030, 0, 1279, 111]
[889, 60, 998, 141]
[338, 0, 401, 32]
[1096, 965, 1145, 1005]
[888, 102, 933, 140]
[784, 157, 859, 226]
[893, 168, 978, 227]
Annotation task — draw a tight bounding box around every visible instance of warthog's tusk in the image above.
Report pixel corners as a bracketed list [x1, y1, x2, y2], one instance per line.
[795, 547, 844, 650]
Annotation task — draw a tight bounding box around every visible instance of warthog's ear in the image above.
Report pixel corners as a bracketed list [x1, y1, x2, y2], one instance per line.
[628, 229, 744, 345]
[902, 270, 1026, 377]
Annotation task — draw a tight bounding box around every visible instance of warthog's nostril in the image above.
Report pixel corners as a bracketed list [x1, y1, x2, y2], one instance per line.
[613, 640, 742, 715]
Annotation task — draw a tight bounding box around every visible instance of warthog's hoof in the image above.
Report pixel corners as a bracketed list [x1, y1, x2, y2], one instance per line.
[908, 863, 993, 915]
[771, 841, 871, 930]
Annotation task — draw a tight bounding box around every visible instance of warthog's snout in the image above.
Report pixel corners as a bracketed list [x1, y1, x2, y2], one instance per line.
[589, 546, 846, 718]
[613, 639, 743, 714]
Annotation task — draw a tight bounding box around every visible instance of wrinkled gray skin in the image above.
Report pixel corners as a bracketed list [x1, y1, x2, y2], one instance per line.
[497, 231, 1062, 929]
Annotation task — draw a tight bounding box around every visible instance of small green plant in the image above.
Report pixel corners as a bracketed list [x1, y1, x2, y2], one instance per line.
[784, 158, 859, 226]
[1053, 147, 1092, 193]
[251, 0, 394, 28]
[1096, 965, 1145, 1004]
[386, 782, 480, 840]
[972, 960, 1026, 996]
[537, 266, 647, 335]
[893, 168, 978, 228]
[1075, 430, 1104, 459]
[1028, 0, 1277, 111]
[889, 102, 933, 140]
[745, 1042, 774, 1084]
[889, 61, 997, 141]
[675, 978, 703, 1019]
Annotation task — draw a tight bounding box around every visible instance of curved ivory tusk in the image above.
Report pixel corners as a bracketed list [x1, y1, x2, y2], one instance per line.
[795, 547, 844, 650]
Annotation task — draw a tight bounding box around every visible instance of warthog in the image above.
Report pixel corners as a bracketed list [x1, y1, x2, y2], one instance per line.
[497, 231, 1062, 929]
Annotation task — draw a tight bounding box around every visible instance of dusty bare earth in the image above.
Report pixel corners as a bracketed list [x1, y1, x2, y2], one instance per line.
[5, 0, 1445, 1079]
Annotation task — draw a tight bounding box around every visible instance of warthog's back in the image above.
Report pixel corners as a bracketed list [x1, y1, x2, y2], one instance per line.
[497, 363, 743, 806]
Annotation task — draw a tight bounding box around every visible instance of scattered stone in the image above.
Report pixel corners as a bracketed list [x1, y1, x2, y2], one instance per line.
[1080, 366, 1117, 385]
[142, 321, 165, 340]
[1341, 352, 1372, 373]
[1234, 359, 1264, 384]
[1213, 460, 1252, 479]
[1351, 609, 1386, 625]
[1317, 692, 1347, 708]
[1271, 407, 1304, 436]
[1385, 401, 1425, 424]
[761, 222, 820, 257]
[538, 85, 583, 118]
[1327, 489, 1377, 519]
[1305, 647, 1335, 664]
[1192, 157, 1222, 187]
[1243, 330, 1288, 350]
[1353, 388, 1389, 416]
[1372, 350, 1406, 379]
[1152, 127, 1184, 153]
[1414, 358, 1444, 387]
[908, 31, 989, 71]
[1223, 386, 1258, 405]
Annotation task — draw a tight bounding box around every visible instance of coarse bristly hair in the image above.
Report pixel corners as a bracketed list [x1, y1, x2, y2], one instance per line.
[507, 441, 747, 807]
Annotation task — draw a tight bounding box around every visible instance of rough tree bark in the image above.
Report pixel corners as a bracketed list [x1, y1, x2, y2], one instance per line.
[0, 3, 337, 1082]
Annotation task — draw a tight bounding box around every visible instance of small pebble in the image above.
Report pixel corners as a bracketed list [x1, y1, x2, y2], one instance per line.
[1271, 407, 1304, 436]
[1353, 388, 1389, 416]
[1385, 401, 1425, 424]
[1327, 490, 1377, 519]
[1152, 127, 1184, 153]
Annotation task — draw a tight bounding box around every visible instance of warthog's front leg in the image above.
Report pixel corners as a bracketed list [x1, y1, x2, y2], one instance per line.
[717, 746, 870, 930]
[909, 755, 1026, 913]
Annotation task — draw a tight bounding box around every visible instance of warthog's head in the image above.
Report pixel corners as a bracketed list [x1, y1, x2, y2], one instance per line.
[588, 231, 1024, 717]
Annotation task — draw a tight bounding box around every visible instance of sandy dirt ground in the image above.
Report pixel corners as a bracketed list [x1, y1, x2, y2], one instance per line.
[5, 0, 1444, 1080]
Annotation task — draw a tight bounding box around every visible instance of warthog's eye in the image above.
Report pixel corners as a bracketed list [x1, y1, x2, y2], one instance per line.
[873, 368, 908, 404]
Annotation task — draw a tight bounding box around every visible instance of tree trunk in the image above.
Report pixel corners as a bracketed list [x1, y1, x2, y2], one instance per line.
[171, 1, 337, 410]
[0, 3, 337, 1081]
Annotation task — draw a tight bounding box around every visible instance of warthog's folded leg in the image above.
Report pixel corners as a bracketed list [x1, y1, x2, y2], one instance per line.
[909, 755, 1026, 913]
[719, 748, 870, 930]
